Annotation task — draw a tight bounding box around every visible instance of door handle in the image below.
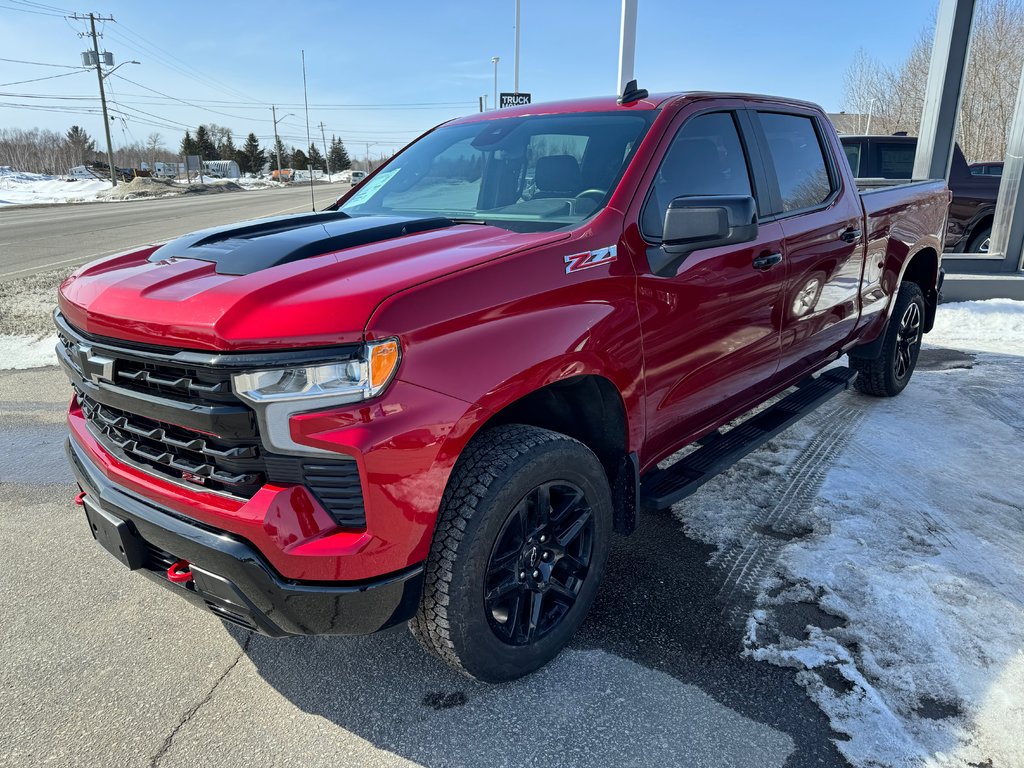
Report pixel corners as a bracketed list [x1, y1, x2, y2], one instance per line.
[752, 252, 783, 271]
[839, 227, 862, 243]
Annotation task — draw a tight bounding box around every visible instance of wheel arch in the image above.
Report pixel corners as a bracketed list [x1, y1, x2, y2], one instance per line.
[438, 371, 638, 535]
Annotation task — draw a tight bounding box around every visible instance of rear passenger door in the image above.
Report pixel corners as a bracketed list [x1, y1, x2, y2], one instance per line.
[750, 110, 865, 384]
[629, 107, 787, 462]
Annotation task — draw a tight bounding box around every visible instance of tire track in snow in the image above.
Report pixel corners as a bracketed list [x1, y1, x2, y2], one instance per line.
[677, 397, 869, 625]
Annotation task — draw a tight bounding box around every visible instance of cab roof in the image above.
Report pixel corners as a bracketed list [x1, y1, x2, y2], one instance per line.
[446, 91, 825, 125]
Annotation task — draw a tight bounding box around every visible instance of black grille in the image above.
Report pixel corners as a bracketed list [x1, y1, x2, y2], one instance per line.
[78, 390, 266, 497]
[57, 314, 367, 528]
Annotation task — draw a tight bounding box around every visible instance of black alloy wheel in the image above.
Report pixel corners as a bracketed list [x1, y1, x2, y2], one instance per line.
[894, 300, 922, 381]
[484, 481, 595, 645]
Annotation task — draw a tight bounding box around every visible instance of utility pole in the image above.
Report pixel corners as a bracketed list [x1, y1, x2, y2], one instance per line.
[617, 0, 638, 94]
[271, 105, 284, 181]
[73, 12, 118, 186]
[492, 56, 500, 110]
[514, 0, 521, 94]
[318, 121, 331, 182]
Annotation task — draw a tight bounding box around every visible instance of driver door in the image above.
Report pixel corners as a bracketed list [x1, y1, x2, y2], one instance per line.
[626, 108, 788, 465]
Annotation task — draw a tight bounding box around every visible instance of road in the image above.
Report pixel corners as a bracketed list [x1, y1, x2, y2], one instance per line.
[0, 184, 347, 282]
[0, 362, 846, 768]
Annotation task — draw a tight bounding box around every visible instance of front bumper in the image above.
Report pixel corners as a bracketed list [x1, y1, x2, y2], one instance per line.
[68, 437, 423, 637]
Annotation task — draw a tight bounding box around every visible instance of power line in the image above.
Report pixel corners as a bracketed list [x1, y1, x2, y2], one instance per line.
[111, 73, 261, 122]
[0, 2, 64, 16]
[0, 55, 81, 69]
[0, 69, 87, 87]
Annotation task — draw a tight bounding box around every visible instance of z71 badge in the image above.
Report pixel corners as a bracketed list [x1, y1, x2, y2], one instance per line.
[564, 245, 617, 274]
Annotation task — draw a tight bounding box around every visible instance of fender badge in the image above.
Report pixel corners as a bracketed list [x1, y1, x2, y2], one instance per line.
[564, 245, 617, 274]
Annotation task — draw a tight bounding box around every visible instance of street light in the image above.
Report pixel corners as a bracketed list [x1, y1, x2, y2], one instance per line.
[492, 56, 500, 110]
[101, 60, 140, 80]
[271, 106, 295, 181]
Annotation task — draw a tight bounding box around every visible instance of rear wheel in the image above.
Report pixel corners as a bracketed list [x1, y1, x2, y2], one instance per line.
[409, 424, 612, 682]
[852, 282, 925, 397]
[967, 226, 991, 254]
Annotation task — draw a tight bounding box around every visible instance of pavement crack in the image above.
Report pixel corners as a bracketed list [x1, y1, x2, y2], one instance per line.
[148, 635, 251, 768]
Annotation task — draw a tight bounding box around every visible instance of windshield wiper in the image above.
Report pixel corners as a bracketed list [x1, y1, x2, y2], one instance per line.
[447, 217, 488, 225]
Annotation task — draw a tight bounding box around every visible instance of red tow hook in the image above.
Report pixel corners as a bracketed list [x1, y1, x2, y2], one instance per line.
[167, 559, 193, 585]
[74, 491, 86, 506]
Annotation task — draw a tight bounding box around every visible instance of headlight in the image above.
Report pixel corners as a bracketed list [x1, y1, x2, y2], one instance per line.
[232, 338, 400, 404]
[231, 338, 401, 457]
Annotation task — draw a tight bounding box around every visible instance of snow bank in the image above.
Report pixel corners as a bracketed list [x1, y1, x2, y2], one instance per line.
[0, 166, 109, 207]
[929, 298, 1024, 355]
[675, 299, 1024, 767]
[0, 335, 58, 369]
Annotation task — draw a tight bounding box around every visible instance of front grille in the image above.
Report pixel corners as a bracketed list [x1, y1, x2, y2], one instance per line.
[57, 314, 367, 528]
[78, 390, 265, 497]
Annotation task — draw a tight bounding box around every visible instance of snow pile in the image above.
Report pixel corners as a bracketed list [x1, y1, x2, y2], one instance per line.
[96, 175, 181, 200]
[928, 298, 1024, 354]
[0, 166, 110, 207]
[0, 335, 58, 369]
[677, 301, 1024, 767]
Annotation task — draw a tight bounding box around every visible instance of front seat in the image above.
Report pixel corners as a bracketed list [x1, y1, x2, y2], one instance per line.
[532, 154, 582, 199]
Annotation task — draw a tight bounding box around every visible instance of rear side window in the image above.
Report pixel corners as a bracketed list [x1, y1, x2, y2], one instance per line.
[875, 142, 916, 179]
[641, 112, 753, 240]
[843, 143, 862, 176]
[759, 113, 833, 213]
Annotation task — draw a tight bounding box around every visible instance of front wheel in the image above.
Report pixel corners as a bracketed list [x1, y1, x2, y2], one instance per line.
[852, 281, 925, 397]
[409, 424, 612, 682]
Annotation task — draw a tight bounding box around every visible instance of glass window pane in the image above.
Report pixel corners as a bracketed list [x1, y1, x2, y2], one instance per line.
[641, 112, 753, 239]
[760, 113, 833, 212]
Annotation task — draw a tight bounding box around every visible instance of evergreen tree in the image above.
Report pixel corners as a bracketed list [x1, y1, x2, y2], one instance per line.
[270, 136, 290, 170]
[328, 135, 351, 171]
[179, 130, 198, 157]
[291, 147, 308, 170]
[237, 132, 265, 175]
[307, 143, 325, 172]
[194, 125, 218, 160]
[217, 131, 236, 161]
[66, 125, 96, 166]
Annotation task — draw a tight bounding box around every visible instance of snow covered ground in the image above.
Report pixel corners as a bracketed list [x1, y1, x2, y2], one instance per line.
[678, 300, 1024, 767]
[0, 166, 351, 207]
[0, 166, 110, 206]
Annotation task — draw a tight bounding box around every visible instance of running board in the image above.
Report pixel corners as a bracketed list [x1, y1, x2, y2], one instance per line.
[639, 367, 856, 511]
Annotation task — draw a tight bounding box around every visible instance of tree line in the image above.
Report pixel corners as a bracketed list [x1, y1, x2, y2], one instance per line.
[0, 122, 354, 177]
[842, 0, 1024, 163]
[178, 123, 352, 176]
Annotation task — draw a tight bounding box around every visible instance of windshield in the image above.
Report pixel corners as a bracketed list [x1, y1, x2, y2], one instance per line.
[339, 111, 656, 232]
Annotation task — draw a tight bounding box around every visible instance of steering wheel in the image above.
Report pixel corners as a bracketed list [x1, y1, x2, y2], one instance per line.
[574, 188, 607, 205]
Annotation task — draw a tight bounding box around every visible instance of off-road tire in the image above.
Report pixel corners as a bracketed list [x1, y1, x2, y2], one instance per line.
[409, 424, 612, 682]
[852, 281, 925, 397]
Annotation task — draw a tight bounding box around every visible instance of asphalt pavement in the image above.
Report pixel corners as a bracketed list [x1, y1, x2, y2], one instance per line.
[0, 364, 845, 768]
[0, 184, 347, 282]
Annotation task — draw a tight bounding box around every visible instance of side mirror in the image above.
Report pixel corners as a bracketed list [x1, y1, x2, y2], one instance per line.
[648, 194, 758, 276]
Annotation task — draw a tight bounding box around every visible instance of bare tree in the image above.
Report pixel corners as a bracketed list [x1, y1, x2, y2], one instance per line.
[842, 0, 1024, 163]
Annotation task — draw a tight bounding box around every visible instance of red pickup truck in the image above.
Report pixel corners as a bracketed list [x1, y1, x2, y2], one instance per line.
[57, 87, 947, 682]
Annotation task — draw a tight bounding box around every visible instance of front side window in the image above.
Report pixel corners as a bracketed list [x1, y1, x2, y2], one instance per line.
[339, 112, 654, 232]
[843, 142, 862, 177]
[641, 111, 753, 240]
[760, 113, 833, 213]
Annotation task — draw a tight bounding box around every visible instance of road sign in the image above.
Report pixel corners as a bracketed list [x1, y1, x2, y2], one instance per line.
[500, 92, 532, 108]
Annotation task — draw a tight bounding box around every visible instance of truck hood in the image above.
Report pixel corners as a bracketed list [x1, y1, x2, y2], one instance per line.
[58, 212, 567, 350]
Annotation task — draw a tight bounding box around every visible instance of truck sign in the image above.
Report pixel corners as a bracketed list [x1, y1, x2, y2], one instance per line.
[500, 92, 532, 108]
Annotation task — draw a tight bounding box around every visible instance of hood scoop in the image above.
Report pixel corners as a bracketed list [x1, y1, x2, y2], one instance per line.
[148, 211, 456, 276]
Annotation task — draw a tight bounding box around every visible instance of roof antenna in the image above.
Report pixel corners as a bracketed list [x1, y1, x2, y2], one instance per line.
[617, 79, 648, 105]
[302, 49, 315, 212]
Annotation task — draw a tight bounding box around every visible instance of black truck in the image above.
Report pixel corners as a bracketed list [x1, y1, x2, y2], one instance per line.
[840, 134, 998, 254]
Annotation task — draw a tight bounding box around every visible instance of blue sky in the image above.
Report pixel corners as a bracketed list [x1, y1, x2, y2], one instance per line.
[1, 0, 937, 161]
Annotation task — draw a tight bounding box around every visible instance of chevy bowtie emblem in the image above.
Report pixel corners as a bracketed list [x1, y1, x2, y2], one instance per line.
[76, 344, 115, 385]
[564, 245, 617, 274]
